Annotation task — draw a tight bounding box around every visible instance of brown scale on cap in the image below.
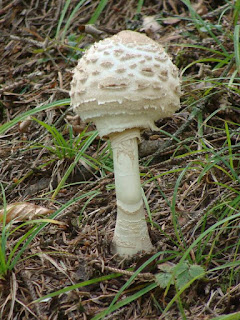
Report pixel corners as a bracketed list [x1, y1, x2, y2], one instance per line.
[100, 61, 114, 68]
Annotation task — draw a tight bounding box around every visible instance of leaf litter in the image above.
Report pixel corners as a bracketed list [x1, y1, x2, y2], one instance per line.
[0, 0, 240, 319]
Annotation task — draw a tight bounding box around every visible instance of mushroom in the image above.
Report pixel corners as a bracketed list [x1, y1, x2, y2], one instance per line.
[70, 30, 181, 256]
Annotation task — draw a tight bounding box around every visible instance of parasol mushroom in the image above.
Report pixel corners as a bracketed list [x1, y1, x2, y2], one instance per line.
[70, 30, 181, 256]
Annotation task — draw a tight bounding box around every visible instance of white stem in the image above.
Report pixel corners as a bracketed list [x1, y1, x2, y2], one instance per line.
[110, 128, 153, 256]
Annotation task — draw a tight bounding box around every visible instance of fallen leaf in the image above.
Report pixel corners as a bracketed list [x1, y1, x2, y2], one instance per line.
[141, 15, 161, 35]
[163, 17, 181, 25]
[19, 117, 32, 133]
[0, 202, 54, 223]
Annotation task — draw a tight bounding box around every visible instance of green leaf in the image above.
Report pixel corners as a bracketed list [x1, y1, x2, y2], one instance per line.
[174, 262, 205, 290]
[154, 261, 205, 290]
[155, 272, 174, 289]
[189, 264, 205, 279]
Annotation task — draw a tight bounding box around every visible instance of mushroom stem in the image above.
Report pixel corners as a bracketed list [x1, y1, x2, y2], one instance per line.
[110, 128, 153, 256]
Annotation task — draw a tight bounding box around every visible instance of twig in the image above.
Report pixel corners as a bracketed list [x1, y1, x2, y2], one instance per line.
[10, 35, 46, 48]
[93, 261, 155, 281]
[0, 0, 21, 15]
[0, 79, 29, 95]
[201, 4, 230, 19]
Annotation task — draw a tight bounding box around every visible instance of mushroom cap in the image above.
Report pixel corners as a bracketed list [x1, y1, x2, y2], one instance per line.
[70, 30, 181, 137]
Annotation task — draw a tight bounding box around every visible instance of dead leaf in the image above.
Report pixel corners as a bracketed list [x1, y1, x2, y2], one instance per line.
[19, 116, 32, 133]
[0, 202, 54, 223]
[163, 17, 181, 25]
[78, 24, 105, 40]
[141, 16, 161, 36]
[158, 262, 176, 272]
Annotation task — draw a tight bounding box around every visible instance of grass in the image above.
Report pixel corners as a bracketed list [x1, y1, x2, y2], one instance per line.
[33, 209, 240, 319]
[0, 183, 64, 279]
[0, 99, 70, 135]
[55, 0, 109, 43]
[1, 0, 240, 318]
[0, 186, 100, 279]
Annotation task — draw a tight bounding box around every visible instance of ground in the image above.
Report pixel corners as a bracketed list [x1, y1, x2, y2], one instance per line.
[0, 1, 240, 319]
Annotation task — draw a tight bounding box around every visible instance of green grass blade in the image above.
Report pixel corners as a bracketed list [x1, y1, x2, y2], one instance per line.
[79, 191, 101, 221]
[233, 0, 240, 26]
[32, 117, 68, 156]
[61, 0, 87, 40]
[136, 0, 144, 16]
[92, 283, 158, 320]
[171, 164, 194, 248]
[7, 218, 63, 270]
[228, 69, 239, 87]
[141, 188, 153, 227]
[234, 24, 240, 73]
[88, 0, 109, 24]
[143, 168, 186, 184]
[162, 211, 240, 315]
[210, 260, 240, 273]
[6, 192, 98, 269]
[199, 147, 239, 183]
[182, 58, 230, 75]
[34, 272, 123, 303]
[55, 0, 72, 39]
[211, 312, 240, 320]
[170, 43, 229, 57]
[7, 226, 38, 270]
[0, 183, 8, 276]
[68, 125, 74, 157]
[0, 99, 70, 134]
[51, 130, 98, 199]
[180, 0, 228, 55]
[224, 121, 233, 170]
[96, 252, 163, 319]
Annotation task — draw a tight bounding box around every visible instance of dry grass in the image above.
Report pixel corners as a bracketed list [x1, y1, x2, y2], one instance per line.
[1, 0, 240, 319]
